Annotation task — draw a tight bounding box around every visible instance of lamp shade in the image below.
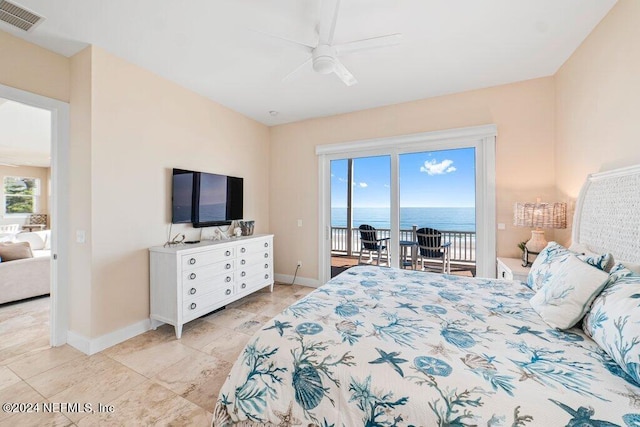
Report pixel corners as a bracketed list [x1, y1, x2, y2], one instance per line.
[513, 202, 567, 229]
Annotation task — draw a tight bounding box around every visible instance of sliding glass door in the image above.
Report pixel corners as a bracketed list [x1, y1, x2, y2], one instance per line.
[399, 148, 476, 275]
[317, 125, 496, 285]
[330, 156, 391, 277]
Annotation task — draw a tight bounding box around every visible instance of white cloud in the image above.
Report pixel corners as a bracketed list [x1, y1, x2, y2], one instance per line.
[359, 182, 368, 188]
[420, 159, 456, 175]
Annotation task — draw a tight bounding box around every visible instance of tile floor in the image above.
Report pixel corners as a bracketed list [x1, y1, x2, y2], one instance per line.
[0, 283, 314, 426]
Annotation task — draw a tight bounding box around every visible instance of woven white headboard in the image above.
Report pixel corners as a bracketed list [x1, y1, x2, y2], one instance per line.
[572, 164, 640, 266]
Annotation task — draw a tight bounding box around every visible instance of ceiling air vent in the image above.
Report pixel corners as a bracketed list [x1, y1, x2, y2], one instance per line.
[0, 0, 44, 32]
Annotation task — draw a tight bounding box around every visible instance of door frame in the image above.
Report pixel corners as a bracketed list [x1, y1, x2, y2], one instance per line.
[0, 84, 70, 347]
[316, 124, 497, 285]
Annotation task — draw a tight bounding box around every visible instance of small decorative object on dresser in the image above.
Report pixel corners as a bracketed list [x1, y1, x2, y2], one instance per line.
[496, 257, 530, 283]
[149, 233, 274, 338]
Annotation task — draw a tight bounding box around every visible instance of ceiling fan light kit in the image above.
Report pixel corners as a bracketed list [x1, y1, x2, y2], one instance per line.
[312, 45, 337, 74]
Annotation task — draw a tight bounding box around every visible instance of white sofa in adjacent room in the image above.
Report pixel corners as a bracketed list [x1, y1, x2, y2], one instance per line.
[0, 230, 51, 305]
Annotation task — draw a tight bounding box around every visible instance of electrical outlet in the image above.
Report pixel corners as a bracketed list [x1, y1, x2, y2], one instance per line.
[297, 260, 302, 268]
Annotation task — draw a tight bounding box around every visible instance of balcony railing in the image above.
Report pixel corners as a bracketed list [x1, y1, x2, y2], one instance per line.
[331, 226, 476, 263]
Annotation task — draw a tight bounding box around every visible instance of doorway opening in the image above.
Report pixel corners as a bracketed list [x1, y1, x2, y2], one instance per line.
[0, 83, 70, 349]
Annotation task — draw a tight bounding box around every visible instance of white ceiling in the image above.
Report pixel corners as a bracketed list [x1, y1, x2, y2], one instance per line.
[2, 0, 617, 126]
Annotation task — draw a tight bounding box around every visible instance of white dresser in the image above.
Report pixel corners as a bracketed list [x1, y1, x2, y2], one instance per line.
[149, 234, 274, 338]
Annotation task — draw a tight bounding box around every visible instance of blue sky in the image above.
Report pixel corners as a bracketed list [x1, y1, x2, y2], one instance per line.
[331, 148, 475, 208]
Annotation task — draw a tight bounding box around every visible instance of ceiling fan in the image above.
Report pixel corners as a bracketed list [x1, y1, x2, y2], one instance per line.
[265, 0, 402, 86]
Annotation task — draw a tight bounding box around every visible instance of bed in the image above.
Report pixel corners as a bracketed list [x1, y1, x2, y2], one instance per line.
[213, 164, 640, 426]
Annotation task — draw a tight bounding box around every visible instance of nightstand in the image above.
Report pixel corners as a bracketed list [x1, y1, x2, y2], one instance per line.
[497, 257, 530, 283]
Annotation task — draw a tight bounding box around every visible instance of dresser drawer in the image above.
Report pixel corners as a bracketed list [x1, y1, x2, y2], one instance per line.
[183, 273, 234, 301]
[238, 250, 271, 268]
[237, 238, 272, 255]
[182, 284, 235, 320]
[237, 261, 272, 279]
[182, 260, 234, 284]
[182, 247, 235, 269]
[237, 271, 273, 294]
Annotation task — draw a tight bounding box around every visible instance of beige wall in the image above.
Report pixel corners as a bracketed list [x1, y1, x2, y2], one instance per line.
[0, 165, 50, 227]
[270, 77, 556, 280]
[554, 0, 640, 245]
[68, 47, 93, 337]
[83, 47, 270, 337]
[0, 31, 69, 102]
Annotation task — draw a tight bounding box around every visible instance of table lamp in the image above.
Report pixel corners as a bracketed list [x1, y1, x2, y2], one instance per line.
[514, 200, 567, 263]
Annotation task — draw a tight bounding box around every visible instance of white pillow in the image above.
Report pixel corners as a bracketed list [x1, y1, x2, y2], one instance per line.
[527, 241, 612, 291]
[530, 254, 609, 329]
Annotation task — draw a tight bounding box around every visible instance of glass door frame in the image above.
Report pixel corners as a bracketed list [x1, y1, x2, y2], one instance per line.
[317, 124, 497, 285]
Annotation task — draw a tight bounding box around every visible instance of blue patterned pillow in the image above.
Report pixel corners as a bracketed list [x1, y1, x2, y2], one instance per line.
[583, 264, 640, 385]
[529, 254, 609, 329]
[527, 242, 612, 291]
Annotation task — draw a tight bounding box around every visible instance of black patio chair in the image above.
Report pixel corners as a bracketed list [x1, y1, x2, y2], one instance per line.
[357, 224, 390, 266]
[416, 227, 451, 274]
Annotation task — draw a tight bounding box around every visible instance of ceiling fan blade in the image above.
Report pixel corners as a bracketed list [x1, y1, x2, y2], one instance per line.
[333, 58, 357, 86]
[318, 0, 340, 45]
[282, 57, 313, 82]
[335, 33, 403, 55]
[251, 29, 314, 52]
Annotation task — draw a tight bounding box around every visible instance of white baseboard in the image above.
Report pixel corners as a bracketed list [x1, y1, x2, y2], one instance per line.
[275, 273, 321, 288]
[67, 319, 152, 355]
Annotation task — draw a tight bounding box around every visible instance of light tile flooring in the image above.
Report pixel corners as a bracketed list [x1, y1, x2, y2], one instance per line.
[0, 283, 314, 426]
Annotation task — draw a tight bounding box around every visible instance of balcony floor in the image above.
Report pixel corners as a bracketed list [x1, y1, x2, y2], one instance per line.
[331, 255, 475, 278]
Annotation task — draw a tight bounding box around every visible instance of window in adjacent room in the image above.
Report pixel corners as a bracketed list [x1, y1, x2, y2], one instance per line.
[4, 176, 40, 214]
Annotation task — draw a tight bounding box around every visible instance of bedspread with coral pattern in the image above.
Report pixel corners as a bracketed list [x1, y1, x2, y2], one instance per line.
[213, 266, 640, 426]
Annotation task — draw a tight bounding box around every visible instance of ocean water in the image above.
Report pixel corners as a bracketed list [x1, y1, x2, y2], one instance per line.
[331, 207, 475, 232]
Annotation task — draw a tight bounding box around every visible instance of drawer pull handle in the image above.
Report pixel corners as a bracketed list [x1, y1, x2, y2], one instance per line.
[264, 242, 269, 248]
[241, 271, 246, 277]
[189, 258, 196, 265]
[225, 263, 231, 270]
[241, 259, 246, 265]
[189, 273, 196, 280]
[502, 271, 505, 278]
[241, 283, 246, 289]
[189, 287, 196, 295]
[190, 302, 197, 310]
[264, 253, 269, 258]
[241, 248, 246, 253]
[264, 263, 269, 269]
[225, 289, 232, 296]
[264, 274, 269, 280]
[226, 276, 231, 283]
[225, 250, 231, 256]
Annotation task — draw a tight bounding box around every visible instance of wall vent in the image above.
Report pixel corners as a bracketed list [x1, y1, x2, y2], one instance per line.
[0, 0, 44, 32]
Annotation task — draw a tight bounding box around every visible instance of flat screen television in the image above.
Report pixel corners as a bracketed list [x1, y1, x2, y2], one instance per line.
[171, 168, 243, 227]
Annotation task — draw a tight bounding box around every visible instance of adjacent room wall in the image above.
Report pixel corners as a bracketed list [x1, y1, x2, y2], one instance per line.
[270, 77, 556, 282]
[554, 0, 640, 245]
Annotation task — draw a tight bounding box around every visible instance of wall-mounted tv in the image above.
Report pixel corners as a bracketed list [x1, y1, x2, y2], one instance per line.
[171, 168, 243, 227]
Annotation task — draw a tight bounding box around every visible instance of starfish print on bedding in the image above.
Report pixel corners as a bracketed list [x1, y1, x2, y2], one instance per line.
[512, 367, 545, 386]
[508, 325, 550, 342]
[315, 313, 334, 324]
[263, 320, 293, 337]
[397, 302, 419, 314]
[273, 402, 302, 426]
[369, 348, 408, 377]
[427, 342, 456, 359]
